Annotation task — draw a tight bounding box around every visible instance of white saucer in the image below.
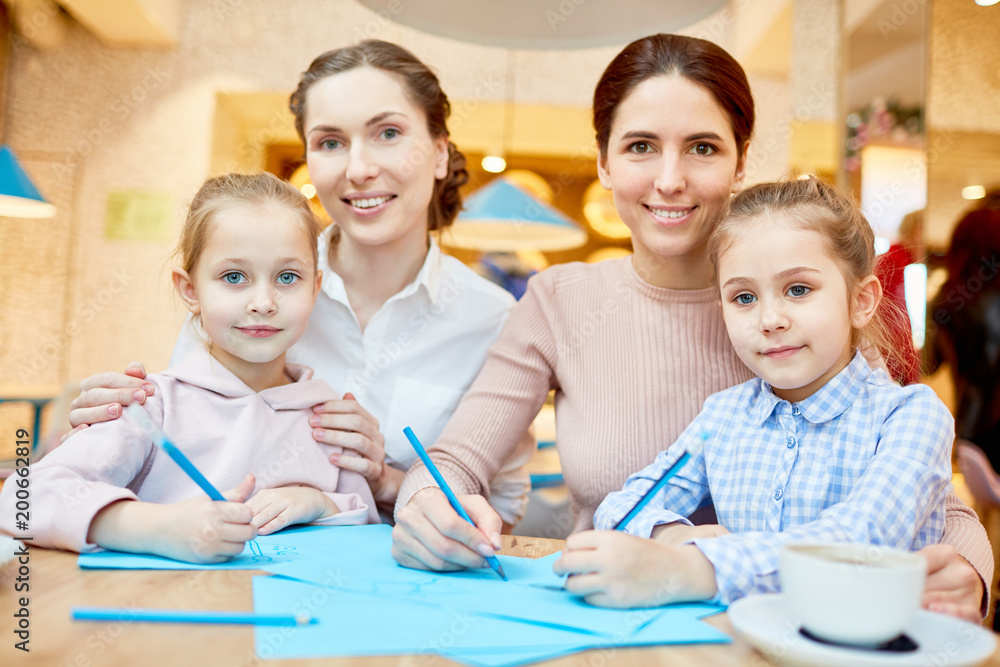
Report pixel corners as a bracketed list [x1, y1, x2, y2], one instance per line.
[728, 593, 996, 667]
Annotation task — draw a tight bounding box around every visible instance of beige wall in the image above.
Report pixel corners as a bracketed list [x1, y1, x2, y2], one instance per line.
[2, 1, 798, 392]
[926, 0, 1000, 246]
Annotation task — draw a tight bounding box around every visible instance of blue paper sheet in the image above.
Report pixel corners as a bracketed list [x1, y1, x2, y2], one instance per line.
[261, 546, 660, 637]
[440, 601, 730, 667]
[78, 524, 392, 570]
[252, 576, 600, 659]
[252, 575, 729, 663]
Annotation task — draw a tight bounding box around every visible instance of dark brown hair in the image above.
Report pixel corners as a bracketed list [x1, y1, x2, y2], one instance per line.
[709, 177, 909, 380]
[593, 34, 754, 159]
[941, 209, 1000, 297]
[289, 40, 467, 232]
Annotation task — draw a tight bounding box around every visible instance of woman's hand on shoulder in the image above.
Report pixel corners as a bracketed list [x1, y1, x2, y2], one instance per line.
[554, 530, 717, 608]
[246, 485, 339, 536]
[64, 362, 154, 443]
[313, 393, 398, 502]
[392, 487, 503, 572]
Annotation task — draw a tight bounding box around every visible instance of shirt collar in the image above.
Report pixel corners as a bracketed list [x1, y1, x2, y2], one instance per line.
[161, 344, 337, 410]
[317, 228, 445, 305]
[749, 351, 874, 425]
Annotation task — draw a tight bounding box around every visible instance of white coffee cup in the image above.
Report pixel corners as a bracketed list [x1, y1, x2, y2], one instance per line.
[780, 542, 926, 646]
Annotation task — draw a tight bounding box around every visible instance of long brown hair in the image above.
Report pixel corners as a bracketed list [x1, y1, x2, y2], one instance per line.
[710, 177, 909, 378]
[289, 40, 467, 232]
[593, 34, 755, 159]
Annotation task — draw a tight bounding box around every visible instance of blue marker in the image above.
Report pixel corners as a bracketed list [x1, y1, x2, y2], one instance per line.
[125, 404, 226, 501]
[614, 431, 710, 531]
[72, 607, 315, 626]
[403, 427, 507, 581]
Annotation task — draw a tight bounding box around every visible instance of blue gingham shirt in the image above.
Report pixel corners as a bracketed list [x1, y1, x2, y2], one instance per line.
[594, 352, 954, 604]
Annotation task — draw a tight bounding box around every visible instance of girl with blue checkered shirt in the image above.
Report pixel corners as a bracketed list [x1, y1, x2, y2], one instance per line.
[556, 178, 955, 608]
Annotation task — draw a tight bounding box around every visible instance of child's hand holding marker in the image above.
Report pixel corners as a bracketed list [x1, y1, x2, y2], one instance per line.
[84, 403, 259, 563]
[554, 432, 716, 607]
[554, 533, 717, 608]
[87, 474, 257, 564]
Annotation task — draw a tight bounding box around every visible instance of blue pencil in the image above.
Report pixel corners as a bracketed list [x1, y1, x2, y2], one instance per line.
[614, 431, 710, 531]
[72, 607, 316, 626]
[403, 427, 507, 581]
[125, 404, 226, 501]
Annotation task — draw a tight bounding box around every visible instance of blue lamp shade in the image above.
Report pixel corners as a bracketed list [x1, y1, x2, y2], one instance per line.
[0, 146, 57, 218]
[449, 179, 587, 251]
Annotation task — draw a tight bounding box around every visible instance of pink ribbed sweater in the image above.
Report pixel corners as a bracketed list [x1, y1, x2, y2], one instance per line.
[397, 257, 992, 608]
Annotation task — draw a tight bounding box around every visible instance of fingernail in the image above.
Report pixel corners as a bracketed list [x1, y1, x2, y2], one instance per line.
[330, 454, 340, 463]
[491, 533, 502, 549]
[132, 390, 145, 402]
[476, 543, 494, 558]
[309, 415, 320, 427]
[313, 428, 324, 439]
[313, 405, 323, 413]
[142, 383, 154, 395]
[108, 404, 121, 417]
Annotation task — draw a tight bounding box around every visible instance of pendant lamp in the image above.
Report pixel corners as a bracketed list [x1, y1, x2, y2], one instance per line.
[447, 177, 588, 252]
[0, 145, 56, 218]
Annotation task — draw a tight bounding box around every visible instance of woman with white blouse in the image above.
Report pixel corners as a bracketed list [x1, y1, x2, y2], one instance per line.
[64, 40, 534, 524]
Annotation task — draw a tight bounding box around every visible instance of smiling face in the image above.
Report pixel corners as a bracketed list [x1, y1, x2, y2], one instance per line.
[303, 66, 449, 257]
[173, 201, 321, 390]
[597, 75, 746, 287]
[717, 215, 873, 403]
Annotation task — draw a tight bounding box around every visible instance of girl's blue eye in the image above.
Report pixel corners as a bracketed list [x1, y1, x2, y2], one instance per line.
[691, 143, 716, 156]
[734, 293, 756, 305]
[277, 272, 298, 285]
[381, 128, 399, 140]
[320, 138, 340, 150]
[223, 272, 245, 285]
[788, 285, 811, 297]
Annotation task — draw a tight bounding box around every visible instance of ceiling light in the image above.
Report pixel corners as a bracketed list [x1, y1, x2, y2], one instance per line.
[962, 185, 987, 200]
[481, 155, 507, 174]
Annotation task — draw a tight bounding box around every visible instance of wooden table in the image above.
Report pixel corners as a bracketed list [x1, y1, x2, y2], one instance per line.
[2, 535, 999, 666]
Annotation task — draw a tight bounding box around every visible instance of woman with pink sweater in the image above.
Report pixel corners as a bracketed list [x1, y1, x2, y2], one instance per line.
[390, 34, 992, 621]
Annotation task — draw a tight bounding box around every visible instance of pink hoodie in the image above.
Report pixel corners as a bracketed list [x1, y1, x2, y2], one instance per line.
[0, 345, 377, 552]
